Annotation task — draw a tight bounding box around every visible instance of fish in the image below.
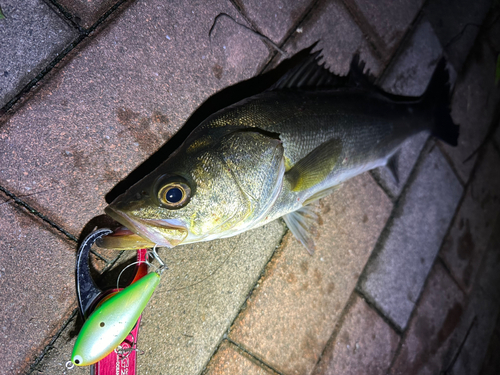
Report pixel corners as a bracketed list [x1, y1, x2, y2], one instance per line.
[97, 45, 458, 254]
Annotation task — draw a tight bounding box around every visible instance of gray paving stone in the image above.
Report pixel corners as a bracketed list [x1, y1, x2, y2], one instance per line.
[381, 21, 443, 97]
[0, 0, 270, 238]
[312, 294, 399, 375]
[359, 145, 463, 330]
[56, 0, 120, 29]
[234, 0, 313, 45]
[0, 0, 78, 109]
[423, 0, 492, 71]
[343, 0, 424, 58]
[0, 193, 76, 374]
[440, 143, 500, 291]
[269, 0, 382, 77]
[389, 262, 466, 375]
[441, 41, 500, 183]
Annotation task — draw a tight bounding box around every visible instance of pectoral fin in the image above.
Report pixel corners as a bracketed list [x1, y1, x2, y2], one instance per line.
[283, 204, 320, 255]
[286, 138, 342, 192]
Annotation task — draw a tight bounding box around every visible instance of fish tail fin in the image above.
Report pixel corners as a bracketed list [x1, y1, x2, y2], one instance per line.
[422, 58, 459, 146]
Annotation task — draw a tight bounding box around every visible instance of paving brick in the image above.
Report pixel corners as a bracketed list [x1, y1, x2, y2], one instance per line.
[381, 21, 443, 97]
[0, 0, 270, 238]
[28, 313, 88, 375]
[448, 275, 500, 374]
[0, 193, 76, 374]
[0, 0, 78, 109]
[440, 143, 500, 292]
[269, 0, 382, 77]
[234, 0, 313, 45]
[343, 0, 424, 58]
[389, 262, 466, 375]
[312, 294, 399, 375]
[56, 0, 120, 29]
[230, 174, 392, 375]
[423, 0, 492, 71]
[359, 145, 463, 330]
[479, 313, 500, 375]
[204, 340, 275, 375]
[441, 41, 500, 183]
[137, 221, 286, 374]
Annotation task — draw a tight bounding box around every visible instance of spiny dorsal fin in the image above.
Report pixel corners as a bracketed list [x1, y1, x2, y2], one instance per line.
[286, 138, 343, 192]
[270, 43, 348, 90]
[347, 54, 376, 88]
[283, 204, 320, 255]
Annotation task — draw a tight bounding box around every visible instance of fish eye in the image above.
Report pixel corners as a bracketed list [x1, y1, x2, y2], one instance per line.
[158, 182, 191, 208]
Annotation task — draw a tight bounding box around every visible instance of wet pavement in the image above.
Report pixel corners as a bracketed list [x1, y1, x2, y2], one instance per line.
[0, 0, 499, 374]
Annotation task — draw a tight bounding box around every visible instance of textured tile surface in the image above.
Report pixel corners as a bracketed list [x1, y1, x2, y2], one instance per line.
[423, 0, 492, 71]
[0, 193, 76, 374]
[442, 42, 500, 183]
[381, 21, 443, 97]
[234, 0, 313, 45]
[450, 281, 500, 374]
[0, 0, 77, 109]
[389, 262, 466, 375]
[360, 145, 463, 330]
[440, 144, 500, 291]
[270, 0, 381, 77]
[137, 221, 286, 374]
[312, 295, 399, 375]
[56, 0, 120, 28]
[343, 0, 424, 57]
[0, 0, 269, 238]
[204, 340, 274, 375]
[230, 174, 392, 375]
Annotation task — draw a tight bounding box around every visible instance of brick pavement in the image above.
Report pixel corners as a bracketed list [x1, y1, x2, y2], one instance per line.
[0, 0, 499, 374]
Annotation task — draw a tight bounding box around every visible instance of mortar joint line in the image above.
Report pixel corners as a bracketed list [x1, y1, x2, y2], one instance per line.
[0, 184, 77, 242]
[226, 338, 284, 375]
[26, 308, 78, 374]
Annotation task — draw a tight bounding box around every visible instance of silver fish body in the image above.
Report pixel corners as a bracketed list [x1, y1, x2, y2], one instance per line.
[98, 49, 458, 253]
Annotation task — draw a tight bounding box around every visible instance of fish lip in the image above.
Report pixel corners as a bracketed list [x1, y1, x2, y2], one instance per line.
[104, 206, 185, 248]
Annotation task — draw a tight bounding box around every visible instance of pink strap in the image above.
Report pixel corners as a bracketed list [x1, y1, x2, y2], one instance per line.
[92, 249, 148, 375]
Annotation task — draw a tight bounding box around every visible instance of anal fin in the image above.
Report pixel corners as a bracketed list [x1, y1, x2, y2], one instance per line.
[385, 151, 400, 185]
[283, 205, 320, 255]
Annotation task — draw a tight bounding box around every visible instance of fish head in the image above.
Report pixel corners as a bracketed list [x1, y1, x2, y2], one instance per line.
[99, 130, 285, 250]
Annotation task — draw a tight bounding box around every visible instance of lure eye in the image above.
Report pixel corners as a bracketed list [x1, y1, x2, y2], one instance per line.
[158, 182, 191, 208]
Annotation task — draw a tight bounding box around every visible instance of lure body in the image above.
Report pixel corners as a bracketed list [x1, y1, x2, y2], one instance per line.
[71, 271, 160, 366]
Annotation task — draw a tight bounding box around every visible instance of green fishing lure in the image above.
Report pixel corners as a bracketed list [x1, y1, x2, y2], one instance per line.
[71, 271, 160, 366]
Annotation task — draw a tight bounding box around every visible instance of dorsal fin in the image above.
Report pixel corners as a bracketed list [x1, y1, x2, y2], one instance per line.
[270, 44, 377, 91]
[347, 54, 376, 88]
[270, 43, 348, 90]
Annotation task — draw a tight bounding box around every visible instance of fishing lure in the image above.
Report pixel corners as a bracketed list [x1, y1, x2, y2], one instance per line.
[71, 271, 160, 366]
[68, 228, 166, 369]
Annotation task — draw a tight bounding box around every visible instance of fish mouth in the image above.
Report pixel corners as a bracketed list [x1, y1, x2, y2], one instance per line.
[96, 206, 188, 250]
